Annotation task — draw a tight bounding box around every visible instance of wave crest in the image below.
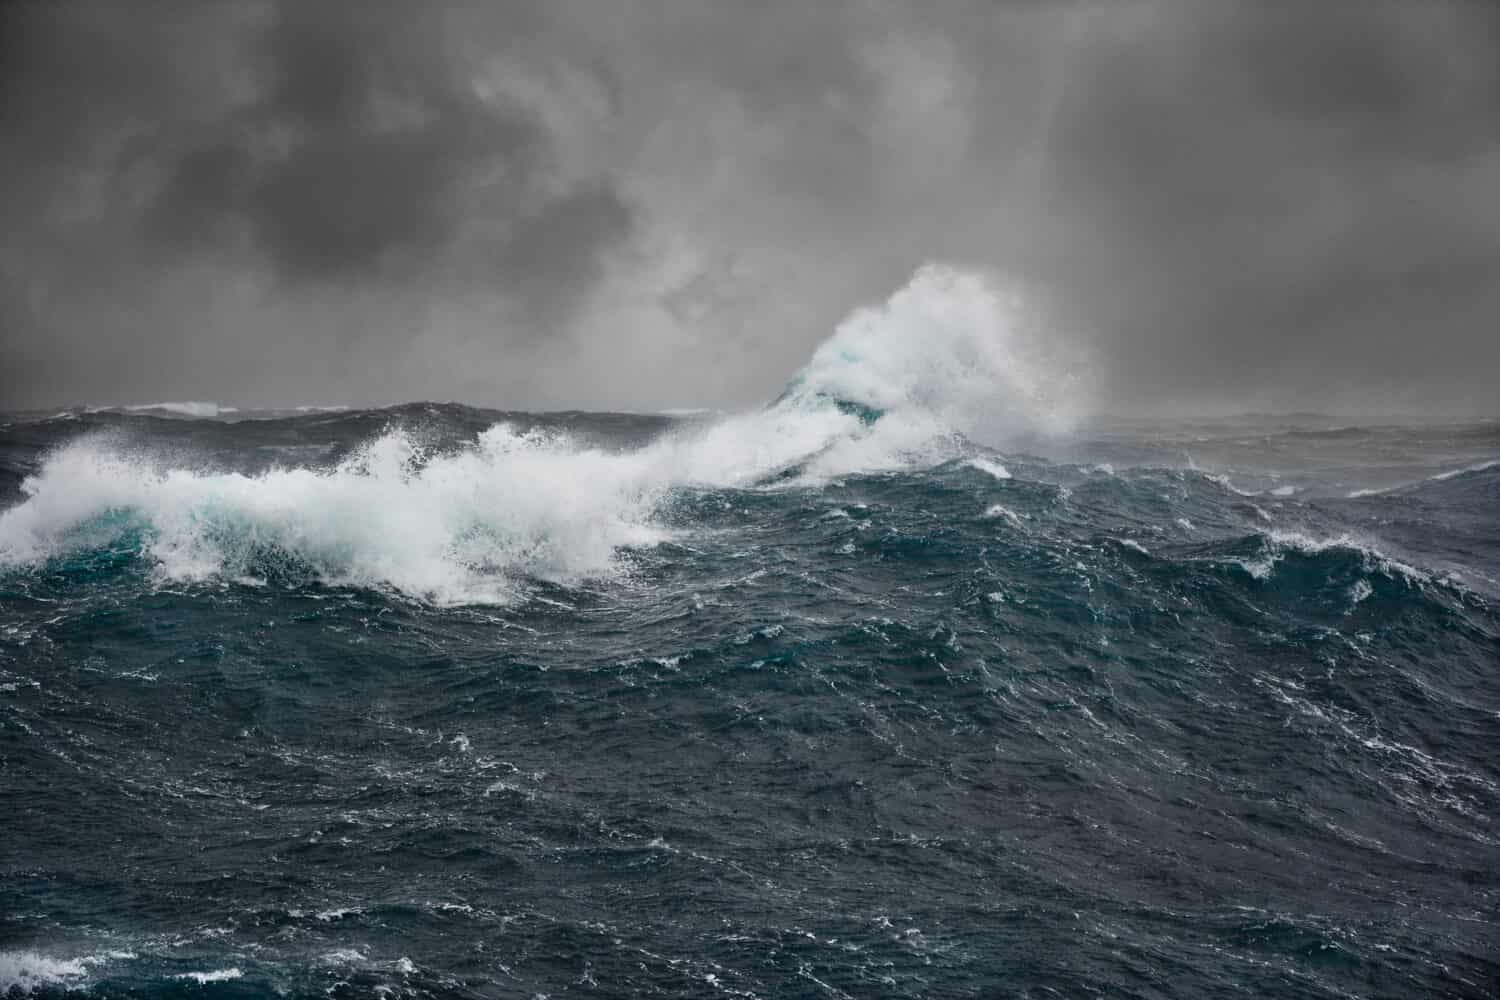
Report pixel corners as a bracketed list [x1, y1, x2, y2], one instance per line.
[0, 426, 667, 604]
[0, 266, 1065, 603]
[777, 263, 1078, 435]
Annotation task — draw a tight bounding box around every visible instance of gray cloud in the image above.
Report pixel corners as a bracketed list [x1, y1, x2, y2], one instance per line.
[141, 1, 629, 301]
[1030, 1, 1500, 412]
[1, 0, 1497, 414]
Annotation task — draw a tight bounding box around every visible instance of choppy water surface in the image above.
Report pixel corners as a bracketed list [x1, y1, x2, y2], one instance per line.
[3, 276, 1498, 998]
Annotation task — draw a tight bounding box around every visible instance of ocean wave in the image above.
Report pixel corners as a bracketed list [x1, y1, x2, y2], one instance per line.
[776, 264, 1075, 431]
[0, 951, 90, 993]
[1347, 458, 1500, 497]
[175, 968, 243, 983]
[119, 401, 238, 418]
[981, 503, 1025, 526]
[1202, 472, 1302, 499]
[1428, 458, 1500, 482]
[966, 457, 1012, 480]
[0, 949, 134, 994]
[1203, 473, 1260, 497]
[0, 266, 1053, 604]
[1219, 529, 1433, 590]
[0, 426, 668, 605]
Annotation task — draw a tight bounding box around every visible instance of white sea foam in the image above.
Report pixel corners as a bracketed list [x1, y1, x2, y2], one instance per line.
[0, 950, 133, 993]
[0, 951, 89, 993]
[783, 265, 1072, 423]
[0, 266, 1069, 605]
[1230, 530, 1432, 587]
[1429, 458, 1500, 481]
[981, 504, 1024, 526]
[966, 457, 1012, 480]
[1205, 473, 1258, 498]
[1270, 531, 1427, 582]
[315, 907, 361, 921]
[0, 426, 669, 605]
[175, 968, 243, 983]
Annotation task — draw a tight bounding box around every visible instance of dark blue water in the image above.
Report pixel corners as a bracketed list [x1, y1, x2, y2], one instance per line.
[2, 402, 1497, 999]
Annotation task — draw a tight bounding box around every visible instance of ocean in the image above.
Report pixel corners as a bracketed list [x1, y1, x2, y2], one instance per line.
[2, 279, 1498, 997]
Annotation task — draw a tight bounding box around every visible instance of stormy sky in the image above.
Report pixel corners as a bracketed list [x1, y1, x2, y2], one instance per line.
[2, 0, 1498, 415]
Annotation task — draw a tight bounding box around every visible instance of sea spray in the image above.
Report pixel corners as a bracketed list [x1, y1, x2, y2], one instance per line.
[1, 266, 1056, 602]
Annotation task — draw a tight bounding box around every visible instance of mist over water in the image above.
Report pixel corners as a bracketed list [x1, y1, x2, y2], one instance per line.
[3, 268, 1498, 998]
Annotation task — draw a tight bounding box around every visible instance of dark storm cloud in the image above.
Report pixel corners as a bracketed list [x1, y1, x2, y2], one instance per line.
[1, 0, 1497, 413]
[0, 0, 634, 408]
[142, 1, 629, 295]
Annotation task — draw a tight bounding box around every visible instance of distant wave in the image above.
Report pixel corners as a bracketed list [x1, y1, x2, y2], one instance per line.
[1201, 473, 1301, 498]
[1428, 458, 1500, 481]
[1347, 458, 1500, 497]
[119, 401, 238, 418]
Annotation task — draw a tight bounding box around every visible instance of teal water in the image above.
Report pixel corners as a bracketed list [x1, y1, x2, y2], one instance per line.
[1, 401, 1497, 999]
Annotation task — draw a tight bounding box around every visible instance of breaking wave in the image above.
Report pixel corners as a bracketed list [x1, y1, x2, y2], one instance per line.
[0, 266, 1061, 604]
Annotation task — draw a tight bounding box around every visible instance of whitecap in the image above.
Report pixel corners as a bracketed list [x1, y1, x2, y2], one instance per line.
[316, 907, 360, 921]
[1206, 473, 1258, 497]
[1349, 459, 1499, 497]
[0, 951, 89, 993]
[0, 266, 1074, 606]
[175, 968, 243, 984]
[966, 457, 1012, 480]
[1429, 459, 1500, 482]
[1227, 530, 1433, 588]
[981, 504, 1024, 526]
[1265, 530, 1430, 586]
